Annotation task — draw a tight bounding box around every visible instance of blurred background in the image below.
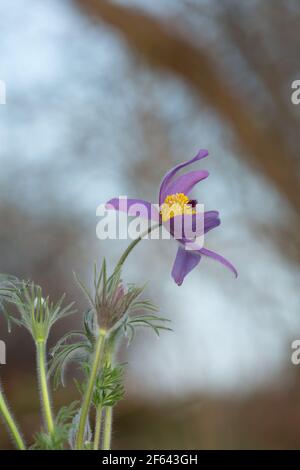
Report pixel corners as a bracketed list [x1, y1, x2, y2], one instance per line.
[0, 0, 300, 449]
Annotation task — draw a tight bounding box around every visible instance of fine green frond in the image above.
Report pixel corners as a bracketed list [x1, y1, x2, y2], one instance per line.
[123, 313, 172, 345]
[83, 309, 97, 346]
[73, 272, 94, 309]
[68, 410, 92, 450]
[77, 361, 125, 409]
[31, 401, 79, 450]
[75, 259, 164, 334]
[130, 299, 159, 313]
[49, 329, 93, 389]
[106, 265, 122, 299]
[10, 282, 76, 342]
[100, 258, 107, 305]
[50, 331, 87, 358]
[50, 341, 89, 390]
[49, 310, 97, 389]
[0, 274, 24, 331]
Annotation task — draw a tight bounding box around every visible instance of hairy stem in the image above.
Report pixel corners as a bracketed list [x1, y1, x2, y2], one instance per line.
[0, 385, 26, 450]
[93, 406, 102, 450]
[102, 406, 113, 450]
[115, 223, 160, 271]
[101, 347, 113, 450]
[36, 340, 54, 435]
[76, 328, 106, 450]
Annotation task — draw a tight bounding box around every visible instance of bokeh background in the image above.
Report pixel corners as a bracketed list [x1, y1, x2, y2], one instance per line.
[0, 0, 300, 450]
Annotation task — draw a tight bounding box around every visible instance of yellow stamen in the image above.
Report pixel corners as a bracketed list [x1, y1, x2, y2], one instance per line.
[160, 192, 195, 222]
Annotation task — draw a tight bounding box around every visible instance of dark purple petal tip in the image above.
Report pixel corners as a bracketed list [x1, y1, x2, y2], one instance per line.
[159, 149, 209, 204]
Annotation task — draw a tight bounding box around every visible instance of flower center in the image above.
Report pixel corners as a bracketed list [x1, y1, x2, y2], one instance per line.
[160, 192, 195, 222]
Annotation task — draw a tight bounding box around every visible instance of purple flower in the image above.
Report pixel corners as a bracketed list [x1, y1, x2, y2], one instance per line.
[107, 149, 237, 285]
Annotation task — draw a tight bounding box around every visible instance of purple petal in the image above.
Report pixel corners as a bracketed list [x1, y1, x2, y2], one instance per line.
[106, 198, 159, 221]
[159, 149, 209, 204]
[164, 211, 220, 240]
[204, 211, 221, 234]
[200, 247, 238, 277]
[164, 170, 209, 198]
[171, 245, 201, 286]
[204, 210, 219, 219]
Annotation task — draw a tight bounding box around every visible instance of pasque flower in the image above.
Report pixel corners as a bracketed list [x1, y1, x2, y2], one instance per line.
[107, 149, 237, 285]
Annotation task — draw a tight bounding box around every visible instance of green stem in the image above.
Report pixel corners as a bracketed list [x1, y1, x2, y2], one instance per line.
[92, 223, 159, 450]
[93, 406, 102, 450]
[101, 347, 113, 451]
[102, 406, 113, 450]
[76, 328, 106, 450]
[36, 340, 54, 435]
[0, 385, 26, 450]
[115, 223, 160, 272]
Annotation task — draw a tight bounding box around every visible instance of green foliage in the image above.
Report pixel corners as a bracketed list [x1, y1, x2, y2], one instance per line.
[0, 273, 23, 331]
[0, 274, 21, 301]
[77, 361, 125, 409]
[123, 313, 172, 345]
[0, 264, 172, 452]
[68, 409, 92, 450]
[31, 401, 79, 450]
[49, 310, 96, 389]
[9, 282, 76, 342]
[51, 264, 171, 393]
[74, 260, 166, 332]
[94, 362, 125, 408]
